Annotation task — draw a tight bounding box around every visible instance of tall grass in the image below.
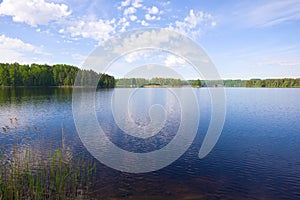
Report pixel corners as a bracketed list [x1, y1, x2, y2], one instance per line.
[0, 120, 97, 200]
[0, 145, 97, 199]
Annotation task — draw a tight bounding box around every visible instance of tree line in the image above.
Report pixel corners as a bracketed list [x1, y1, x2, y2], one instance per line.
[0, 63, 115, 88]
[116, 78, 300, 88]
[189, 79, 300, 88]
[243, 78, 300, 88]
[219, 79, 300, 88]
[116, 77, 190, 87]
[1, 63, 298, 88]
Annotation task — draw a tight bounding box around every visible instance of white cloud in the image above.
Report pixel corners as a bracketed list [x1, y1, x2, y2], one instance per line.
[0, 34, 37, 52]
[123, 51, 150, 63]
[168, 9, 215, 37]
[84, 29, 214, 79]
[65, 19, 116, 42]
[141, 20, 149, 26]
[120, 21, 130, 32]
[0, 34, 43, 63]
[121, 0, 131, 7]
[148, 6, 159, 15]
[144, 6, 160, 21]
[118, 17, 127, 24]
[123, 6, 136, 15]
[185, 10, 209, 28]
[132, 0, 143, 8]
[0, 0, 71, 27]
[124, 52, 138, 63]
[129, 15, 137, 21]
[117, 17, 130, 32]
[145, 13, 157, 21]
[164, 54, 186, 67]
[87, 29, 177, 68]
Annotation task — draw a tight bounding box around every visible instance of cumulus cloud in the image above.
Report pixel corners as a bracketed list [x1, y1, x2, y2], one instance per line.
[123, 51, 148, 63]
[164, 54, 186, 67]
[185, 10, 211, 28]
[121, 0, 131, 7]
[144, 6, 161, 21]
[117, 17, 130, 32]
[118, 0, 144, 26]
[145, 14, 154, 20]
[168, 9, 216, 37]
[144, 4, 162, 21]
[148, 6, 159, 15]
[84, 28, 215, 79]
[65, 19, 116, 42]
[0, 0, 71, 27]
[129, 15, 137, 21]
[132, 0, 143, 8]
[0, 34, 43, 63]
[123, 6, 136, 15]
[119, 0, 143, 9]
[141, 20, 149, 26]
[107, 29, 189, 57]
[145, 13, 160, 21]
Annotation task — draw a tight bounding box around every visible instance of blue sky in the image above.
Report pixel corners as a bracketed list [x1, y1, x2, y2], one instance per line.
[0, 0, 300, 79]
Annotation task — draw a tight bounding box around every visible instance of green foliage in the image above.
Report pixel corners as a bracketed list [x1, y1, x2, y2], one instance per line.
[244, 78, 300, 88]
[223, 79, 244, 87]
[0, 63, 115, 88]
[73, 69, 115, 88]
[116, 77, 189, 87]
[192, 79, 202, 87]
[0, 118, 97, 199]
[0, 145, 96, 200]
[116, 77, 300, 88]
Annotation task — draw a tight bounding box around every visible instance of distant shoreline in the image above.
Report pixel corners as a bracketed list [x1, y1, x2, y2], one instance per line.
[0, 85, 87, 88]
[0, 85, 113, 89]
[116, 78, 300, 88]
[1, 85, 300, 89]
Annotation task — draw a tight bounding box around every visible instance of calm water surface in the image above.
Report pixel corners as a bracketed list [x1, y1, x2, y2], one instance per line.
[0, 88, 299, 199]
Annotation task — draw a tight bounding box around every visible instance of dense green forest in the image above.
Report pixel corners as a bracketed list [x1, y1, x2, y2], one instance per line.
[215, 79, 300, 88]
[116, 77, 189, 87]
[0, 63, 115, 88]
[116, 78, 215, 87]
[116, 78, 300, 88]
[243, 79, 300, 87]
[1, 63, 299, 88]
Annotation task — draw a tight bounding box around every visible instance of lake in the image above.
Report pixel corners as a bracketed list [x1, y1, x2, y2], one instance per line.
[0, 87, 300, 199]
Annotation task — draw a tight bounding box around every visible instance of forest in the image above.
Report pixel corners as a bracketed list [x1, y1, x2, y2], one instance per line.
[0, 63, 115, 88]
[116, 78, 300, 88]
[116, 77, 189, 87]
[1, 63, 299, 88]
[219, 79, 300, 88]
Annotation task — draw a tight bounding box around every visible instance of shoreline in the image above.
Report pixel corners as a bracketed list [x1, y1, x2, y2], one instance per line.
[0, 85, 114, 89]
[1, 85, 300, 89]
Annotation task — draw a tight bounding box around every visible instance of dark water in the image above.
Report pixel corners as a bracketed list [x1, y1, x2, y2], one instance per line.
[0, 88, 300, 199]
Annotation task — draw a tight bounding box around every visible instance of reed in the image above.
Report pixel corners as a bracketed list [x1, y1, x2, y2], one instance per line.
[0, 145, 97, 199]
[0, 119, 97, 200]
